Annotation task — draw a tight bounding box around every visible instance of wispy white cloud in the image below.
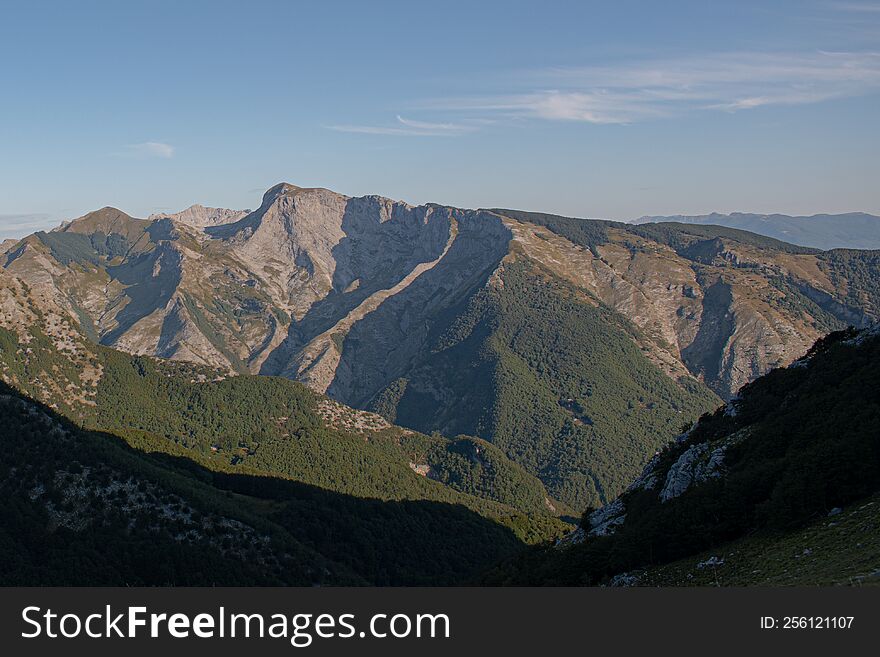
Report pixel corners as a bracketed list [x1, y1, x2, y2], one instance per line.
[831, 2, 880, 12]
[327, 115, 476, 136]
[125, 141, 175, 158]
[394, 116, 469, 132]
[328, 50, 880, 133]
[421, 50, 880, 124]
[0, 213, 53, 240]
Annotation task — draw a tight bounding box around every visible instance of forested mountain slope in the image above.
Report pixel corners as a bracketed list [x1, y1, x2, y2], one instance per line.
[4, 185, 879, 510]
[0, 268, 569, 584]
[484, 325, 880, 585]
[1, 378, 553, 585]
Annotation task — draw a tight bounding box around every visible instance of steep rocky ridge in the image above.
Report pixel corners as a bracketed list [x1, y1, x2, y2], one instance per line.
[497, 211, 879, 398]
[4, 187, 880, 509]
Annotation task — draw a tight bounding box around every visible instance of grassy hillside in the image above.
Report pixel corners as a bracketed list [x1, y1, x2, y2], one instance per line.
[0, 292, 584, 585]
[636, 212, 880, 251]
[626, 221, 819, 255]
[637, 491, 880, 586]
[490, 208, 613, 253]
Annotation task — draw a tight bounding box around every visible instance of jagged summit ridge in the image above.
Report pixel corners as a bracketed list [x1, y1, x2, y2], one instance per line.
[3, 183, 880, 509]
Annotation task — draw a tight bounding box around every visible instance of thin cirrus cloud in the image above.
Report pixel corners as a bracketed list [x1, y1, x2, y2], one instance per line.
[402, 50, 880, 127]
[831, 2, 880, 12]
[124, 141, 176, 158]
[0, 213, 53, 239]
[435, 51, 880, 124]
[326, 115, 477, 137]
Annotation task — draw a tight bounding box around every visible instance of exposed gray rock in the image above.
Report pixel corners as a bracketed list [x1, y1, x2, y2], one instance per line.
[149, 204, 249, 228]
[723, 395, 741, 417]
[659, 427, 752, 502]
[626, 454, 661, 492]
[608, 572, 640, 587]
[844, 322, 880, 346]
[696, 556, 724, 569]
[554, 527, 586, 548]
[587, 498, 626, 536]
[659, 443, 723, 502]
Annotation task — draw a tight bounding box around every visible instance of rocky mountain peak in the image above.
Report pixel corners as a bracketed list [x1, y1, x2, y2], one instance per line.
[262, 182, 302, 206]
[149, 204, 249, 229]
[259, 182, 350, 209]
[59, 206, 136, 234]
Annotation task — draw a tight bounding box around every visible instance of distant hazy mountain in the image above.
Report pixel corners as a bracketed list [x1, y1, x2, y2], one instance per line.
[635, 212, 880, 250]
[5, 185, 880, 510]
[148, 204, 250, 228]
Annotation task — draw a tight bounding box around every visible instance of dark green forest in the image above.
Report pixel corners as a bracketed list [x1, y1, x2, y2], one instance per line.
[3, 209, 880, 586]
[370, 259, 719, 509]
[0, 320, 574, 584]
[484, 328, 880, 584]
[0, 379, 552, 585]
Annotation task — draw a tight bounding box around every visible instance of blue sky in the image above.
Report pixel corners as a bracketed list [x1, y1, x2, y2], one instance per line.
[1, 0, 879, 238]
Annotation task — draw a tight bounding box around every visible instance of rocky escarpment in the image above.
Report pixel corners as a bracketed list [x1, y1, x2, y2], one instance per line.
[499, 214, 877, 398]
[4, 185, 880, 509]
[240, 185, 481, 390]
[6, 187, 875, 400]
[326, 209, 512, 404]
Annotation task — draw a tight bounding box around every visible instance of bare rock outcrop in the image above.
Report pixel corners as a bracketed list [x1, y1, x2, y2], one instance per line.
[149, 204, 249, 228]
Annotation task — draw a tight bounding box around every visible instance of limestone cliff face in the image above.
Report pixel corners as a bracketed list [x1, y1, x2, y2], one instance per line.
[326, 210, 512, 405]
[502, 220, 868, 399]
[4, 184, 880, 509]
[213, 184, 454, 325]
[3, 184, 878, 404]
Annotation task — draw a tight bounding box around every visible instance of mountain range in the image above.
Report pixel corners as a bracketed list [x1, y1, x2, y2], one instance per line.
[2, 268, 877, 585]
[3, 184, 880, 512]
[635, 212, 880, 251]
[1, 183, 879, 585]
